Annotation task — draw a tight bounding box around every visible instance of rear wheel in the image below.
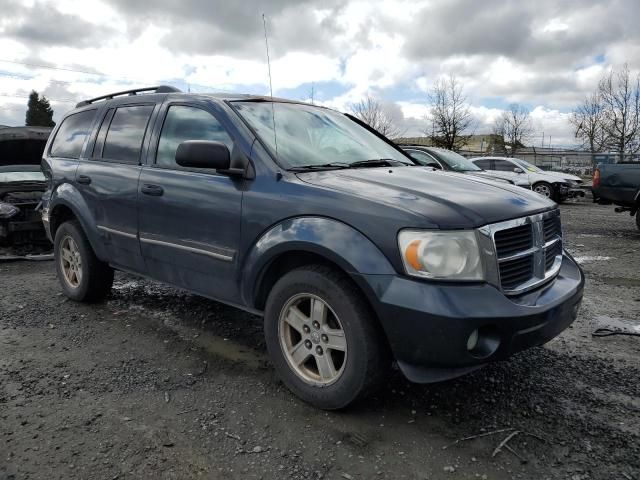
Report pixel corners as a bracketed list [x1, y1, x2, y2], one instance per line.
[54, 220, 114, 302]
[264, 265, 390, 409]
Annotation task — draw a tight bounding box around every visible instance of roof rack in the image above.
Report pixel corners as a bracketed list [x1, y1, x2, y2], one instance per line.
[75, 85, 182, 108]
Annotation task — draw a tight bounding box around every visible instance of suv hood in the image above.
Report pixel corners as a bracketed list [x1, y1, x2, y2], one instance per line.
[297, 166, 555, 228]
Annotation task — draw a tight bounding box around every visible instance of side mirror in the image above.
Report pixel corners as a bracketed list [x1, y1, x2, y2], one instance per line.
[513, 167, 524, 174]
[428, 162, 443, 170]
[176, 140, 232, 172]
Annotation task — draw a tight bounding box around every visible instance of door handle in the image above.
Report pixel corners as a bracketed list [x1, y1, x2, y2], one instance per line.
[77, 175, 92, 185]
[141, 184, 164, 196]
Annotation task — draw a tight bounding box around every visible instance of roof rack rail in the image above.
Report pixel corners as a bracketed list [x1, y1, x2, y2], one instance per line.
[75, 85, 182, 108]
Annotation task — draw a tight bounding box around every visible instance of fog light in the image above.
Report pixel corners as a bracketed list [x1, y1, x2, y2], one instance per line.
[467, 329, 479, 351]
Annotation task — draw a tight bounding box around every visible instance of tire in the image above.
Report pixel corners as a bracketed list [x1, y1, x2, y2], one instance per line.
[636, 211, 640, 231]
[264, 265, 390, 410]
[533, 182, 554, 200]
[54, 220, 114, 302]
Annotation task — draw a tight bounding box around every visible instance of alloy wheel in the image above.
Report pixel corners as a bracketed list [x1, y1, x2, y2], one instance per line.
[60, 236, 83, 288]
[278, 293, 347, 385]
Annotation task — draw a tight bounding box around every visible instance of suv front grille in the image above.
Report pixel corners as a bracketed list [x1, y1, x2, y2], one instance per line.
[499, 256, 534, 290]
[488, 210, 563, 295]
[494, 224, 532, 257]
[543, 216, 561, 242]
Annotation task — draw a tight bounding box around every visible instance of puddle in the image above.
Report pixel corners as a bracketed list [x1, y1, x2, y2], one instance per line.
[574, 256, 612, 264]
[156, 312, 266, 369]
[577, 233, 604, 238]
[599, 277, 640, 287]
[112, 280, 144, 290]
[595, 315, 640, 334]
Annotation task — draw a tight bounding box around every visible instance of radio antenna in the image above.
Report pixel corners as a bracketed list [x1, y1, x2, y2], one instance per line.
[262, 13, 278, 158]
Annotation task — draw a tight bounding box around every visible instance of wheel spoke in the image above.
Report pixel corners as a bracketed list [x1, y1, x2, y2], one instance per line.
[285, 306, 308, 334]
[310, 297, 327, 325]
[315, 353, 337, 381]
[61, 248, 73, 263]
[324, 329, 346, 352]
[289, 341, 311, 366]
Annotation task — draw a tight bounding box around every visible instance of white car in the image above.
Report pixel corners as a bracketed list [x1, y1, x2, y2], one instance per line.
[470, 156, 585, 202]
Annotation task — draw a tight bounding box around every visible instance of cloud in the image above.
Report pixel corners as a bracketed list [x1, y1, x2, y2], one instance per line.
[0, 0, 115, 48]
[0, 0, 638, 148]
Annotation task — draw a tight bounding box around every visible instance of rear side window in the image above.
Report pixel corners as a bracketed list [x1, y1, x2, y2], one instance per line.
[494, 159, 515, 171]
[102, 105, 154, 163]
[156, 105, 234, 168]
[50, 110, 97, 159]
[474, 159, 493, 170]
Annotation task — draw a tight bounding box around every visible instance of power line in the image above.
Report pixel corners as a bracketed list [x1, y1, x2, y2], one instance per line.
[0, 59, 239, 94]
[0, 58, 115, 77]
[0, 93, 76, 103]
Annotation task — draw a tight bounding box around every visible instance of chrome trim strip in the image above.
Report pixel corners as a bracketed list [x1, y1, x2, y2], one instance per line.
[497, 246, 538, 263]
[139, 236, 233, 262]
[97, 225, 137, 239]
[544, 237, 561, 249]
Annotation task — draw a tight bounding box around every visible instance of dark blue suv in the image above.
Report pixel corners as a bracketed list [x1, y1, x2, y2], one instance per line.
[41, 86, 584, 409]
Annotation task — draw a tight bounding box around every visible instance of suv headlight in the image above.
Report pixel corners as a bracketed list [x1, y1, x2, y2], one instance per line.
[0, 202, 19, 219]
[398, 230, 483, 280]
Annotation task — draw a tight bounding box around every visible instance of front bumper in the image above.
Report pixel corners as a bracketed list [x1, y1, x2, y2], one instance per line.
[354, 252, 584, 383]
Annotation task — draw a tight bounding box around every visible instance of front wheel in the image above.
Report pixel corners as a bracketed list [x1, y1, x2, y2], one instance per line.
[533, 182, 554, 200]
[54, 220, 114, 302]
[264, 265, 390, 410]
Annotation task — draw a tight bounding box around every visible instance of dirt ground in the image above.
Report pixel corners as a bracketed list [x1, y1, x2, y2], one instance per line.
[1, 199, 639, 480]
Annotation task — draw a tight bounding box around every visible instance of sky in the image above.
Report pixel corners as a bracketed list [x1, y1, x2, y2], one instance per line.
[0, 0, 638, 147]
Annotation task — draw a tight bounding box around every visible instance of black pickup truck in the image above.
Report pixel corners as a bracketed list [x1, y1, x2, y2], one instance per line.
[592, 163, 640, 230]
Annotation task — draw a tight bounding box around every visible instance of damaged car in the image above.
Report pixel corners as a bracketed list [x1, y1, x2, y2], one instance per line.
[0, 164, 51, 257]
[0, 125, 53, 258]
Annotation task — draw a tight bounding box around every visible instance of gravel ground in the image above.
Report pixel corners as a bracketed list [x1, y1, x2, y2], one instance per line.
[1, 199, 639, 480]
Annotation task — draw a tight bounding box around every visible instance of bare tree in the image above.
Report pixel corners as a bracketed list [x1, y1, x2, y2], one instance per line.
[349, 95, 404, 139]
[598, 64, 640, 161]
[569, 92, 608, 166]
[493, 103, 533, 156]
[426, 74, 474, 150]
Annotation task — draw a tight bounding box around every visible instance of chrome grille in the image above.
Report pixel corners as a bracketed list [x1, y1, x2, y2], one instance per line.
[499, 255, 534, 290]
[483, 210, 563, 295]
[494, 224, 532, 257]
[543, 216, 561, 242]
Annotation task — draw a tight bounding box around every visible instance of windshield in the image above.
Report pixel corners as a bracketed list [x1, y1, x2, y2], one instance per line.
[513, 158, 542, 173]
[434, 149, 482, 172]
[233, 101, 411, 168]
[0, 171, 45, 183]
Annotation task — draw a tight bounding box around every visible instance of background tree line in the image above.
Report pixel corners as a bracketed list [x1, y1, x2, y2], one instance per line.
[570, 64, 640, 163]
[350, 64, 639, 163]
[349, 74, 533, 156]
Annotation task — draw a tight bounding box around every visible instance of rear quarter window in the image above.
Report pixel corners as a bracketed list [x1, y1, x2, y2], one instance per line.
[49, 109, 97, 159]
[474, 159, 493, 170]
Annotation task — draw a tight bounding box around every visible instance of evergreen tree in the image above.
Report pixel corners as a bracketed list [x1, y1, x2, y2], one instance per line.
[25, 90, 55, 127]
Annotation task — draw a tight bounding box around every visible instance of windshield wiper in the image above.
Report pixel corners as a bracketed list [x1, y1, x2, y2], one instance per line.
[289, 158, 413, 172]
[349, 158, 413, 168]
[288, 162, 351, 172]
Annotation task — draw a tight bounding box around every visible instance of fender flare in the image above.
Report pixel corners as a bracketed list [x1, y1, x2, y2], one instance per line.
[49, 183, 108, 261]
[240, 216, 396, 307]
